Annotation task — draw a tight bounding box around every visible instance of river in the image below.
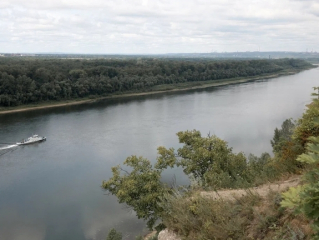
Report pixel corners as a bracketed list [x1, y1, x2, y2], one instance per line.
[0, 67, 318, 240]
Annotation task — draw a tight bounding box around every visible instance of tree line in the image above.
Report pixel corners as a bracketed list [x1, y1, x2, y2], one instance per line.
[0, 57, 312, 107]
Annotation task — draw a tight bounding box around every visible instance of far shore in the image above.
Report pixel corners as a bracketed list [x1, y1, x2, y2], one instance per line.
[0, 68, 314, 115]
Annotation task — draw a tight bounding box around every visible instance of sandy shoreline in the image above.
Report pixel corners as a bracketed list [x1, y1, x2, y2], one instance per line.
[0, 70, 309, 115]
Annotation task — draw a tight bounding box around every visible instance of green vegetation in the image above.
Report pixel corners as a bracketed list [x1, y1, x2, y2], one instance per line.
[102, 156, 170, 229]
[271, 118, 296, 154]
[103, 88, 319, 239]
[270, 118, 304, 173]
[161, 190, 260, 239]
[0, 58, 313, 107]
[106, 228, 122, 240]
[156, 130, 274, 189]
[161, 187, 313, 239]
[268, 91, 319, 175]
[281, 125, 319, 239]
[293, 95, 319, 147]
[102, 130, 275, 230]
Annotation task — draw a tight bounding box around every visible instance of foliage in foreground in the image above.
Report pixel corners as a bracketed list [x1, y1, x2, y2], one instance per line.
[280, 94, 319, 239]
[161, 189, 312, 240]
[157, 130, 275, 189]
[293, 95, 319, 147]
[271, 94, 319, 174]
[106, 228, 122, 240]
[281, 133, 319, 239]
[102, 130, 275, 229]
[102, 87, 319, 238]
[271, 118, 296, 154]
[270, 118, 304, 173]
[102, 156, 169, 229]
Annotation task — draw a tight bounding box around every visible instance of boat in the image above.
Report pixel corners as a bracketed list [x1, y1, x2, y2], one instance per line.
[16, 135, 46, 145]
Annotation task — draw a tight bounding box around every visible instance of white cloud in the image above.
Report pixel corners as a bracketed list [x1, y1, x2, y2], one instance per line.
[0, 0, 318, 53]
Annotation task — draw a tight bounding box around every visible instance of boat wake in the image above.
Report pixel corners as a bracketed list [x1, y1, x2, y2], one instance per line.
[0, 134, 45, 156]
[0, 144, 18, 157]
[0, 144, 18, 150]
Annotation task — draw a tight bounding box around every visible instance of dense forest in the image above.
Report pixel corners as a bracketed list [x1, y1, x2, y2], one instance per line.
[0, 57, 313, 107]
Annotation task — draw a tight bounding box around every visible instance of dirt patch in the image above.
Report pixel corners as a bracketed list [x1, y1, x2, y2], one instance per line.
[200, 176, 301, 200]
[158, 229, 181, 240]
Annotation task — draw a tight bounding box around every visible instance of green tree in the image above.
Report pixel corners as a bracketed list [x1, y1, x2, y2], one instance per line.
[156, 130, 250, 188]
[102, 130, 250, 228]
[156, 130, 232, 179]
[106, 228, 122, 240]
[293, 92, 319, 147]
[271, 118, 305, 173]
[102, 156, 169, 229]
[271, 118, 296, 154]
[281, 133, 319, 239]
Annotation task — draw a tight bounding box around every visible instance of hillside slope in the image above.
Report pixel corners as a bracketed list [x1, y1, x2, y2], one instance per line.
[155, 175, 312, 240]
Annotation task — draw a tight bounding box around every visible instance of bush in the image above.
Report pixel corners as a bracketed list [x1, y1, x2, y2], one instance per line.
[281, 133, 319, 238]
[157, 130, 265, 189]
[161, 189, 260, 239]
[270, 118, 304, 173]
[102, 156, 169, 229]
[293, 96, 319, 147]
[247, 152, 279, 185]
[271, 90, 319, 174]
[106, 228, 122, 240]
[271, 118, 296, 154]
[161, 188, 312, 239]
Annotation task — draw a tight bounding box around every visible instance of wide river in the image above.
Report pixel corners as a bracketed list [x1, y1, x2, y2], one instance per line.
[0, 68, 318, 240]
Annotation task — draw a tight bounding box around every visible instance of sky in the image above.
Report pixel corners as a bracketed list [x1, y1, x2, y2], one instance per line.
[0, 0, 318, 54]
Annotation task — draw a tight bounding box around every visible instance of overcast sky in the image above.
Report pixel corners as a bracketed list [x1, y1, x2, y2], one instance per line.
[0, 0, 318, 54]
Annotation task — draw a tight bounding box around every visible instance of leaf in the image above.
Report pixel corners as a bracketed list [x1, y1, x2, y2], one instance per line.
[281, 185, 304, 210]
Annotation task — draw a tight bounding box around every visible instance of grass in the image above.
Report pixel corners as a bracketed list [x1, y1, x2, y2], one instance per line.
[161, 185, 313, 240]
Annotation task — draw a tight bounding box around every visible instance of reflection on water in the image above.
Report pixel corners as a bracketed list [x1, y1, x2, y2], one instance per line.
[0, 68, 318, 240]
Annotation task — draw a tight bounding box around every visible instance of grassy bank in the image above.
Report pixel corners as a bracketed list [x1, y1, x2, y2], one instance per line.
[0, 67, 313, 115]
[159, 175, 312, 240]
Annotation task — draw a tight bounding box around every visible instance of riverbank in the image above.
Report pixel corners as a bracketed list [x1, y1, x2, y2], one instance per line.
[0, 67, 315, 115]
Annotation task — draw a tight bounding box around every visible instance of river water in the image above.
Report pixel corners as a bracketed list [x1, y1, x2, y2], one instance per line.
[0, 68, 318, 240]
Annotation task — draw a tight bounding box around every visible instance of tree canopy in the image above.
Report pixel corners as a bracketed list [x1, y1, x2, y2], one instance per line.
[102, 130, 273, 229]
[0, 57, 312, 107]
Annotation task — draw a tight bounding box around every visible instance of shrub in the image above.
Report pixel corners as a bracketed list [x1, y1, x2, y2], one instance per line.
[106, 228, 122, 240]
[271, 118, 296, 154]
[293, 95, 319, 147]
[247, 152, 279, 185]
[157, 130, 258, 189]
[161, 189, 260, 239]
[270, 118, 304, 173]
[281, 133, 319, 239]
[102, 156, 169, 229]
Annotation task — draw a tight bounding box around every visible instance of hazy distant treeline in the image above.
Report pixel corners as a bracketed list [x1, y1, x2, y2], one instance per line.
[0, 58, 312, 107]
